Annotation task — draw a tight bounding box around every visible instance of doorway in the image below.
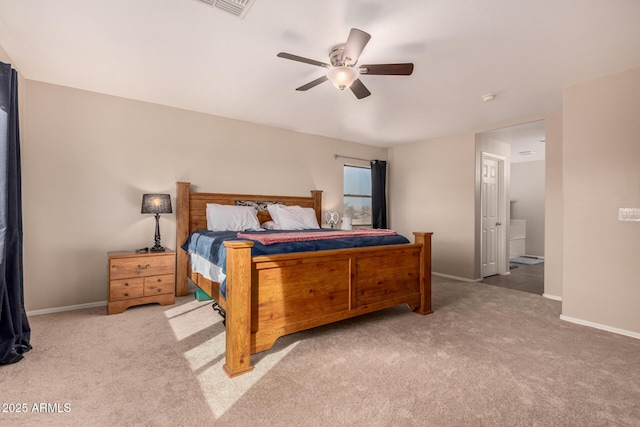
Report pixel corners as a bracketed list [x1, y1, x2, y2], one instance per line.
[476, 120, 546, 295]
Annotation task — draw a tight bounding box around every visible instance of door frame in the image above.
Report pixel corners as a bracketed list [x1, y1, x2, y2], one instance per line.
[480, 152, 508, 277]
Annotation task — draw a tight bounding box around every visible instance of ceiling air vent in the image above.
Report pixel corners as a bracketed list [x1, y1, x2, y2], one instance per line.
[209, 0, 256, 19]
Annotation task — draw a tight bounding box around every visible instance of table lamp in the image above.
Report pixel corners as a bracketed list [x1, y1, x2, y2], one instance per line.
[141, 194, 172, 252]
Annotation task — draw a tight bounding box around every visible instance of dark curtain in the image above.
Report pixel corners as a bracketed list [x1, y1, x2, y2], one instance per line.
[370, 160, 387, 229]
[0, 61, 31, 365]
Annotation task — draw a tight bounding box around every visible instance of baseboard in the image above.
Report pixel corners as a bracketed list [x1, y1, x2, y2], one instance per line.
[27, 301, 107, 316]
[560, 314, 640, 340]
[543, 293, 562, 301]
[432, 272, 482, 283]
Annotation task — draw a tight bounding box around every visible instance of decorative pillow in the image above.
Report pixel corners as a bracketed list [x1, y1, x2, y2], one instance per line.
[268, 205, 320, 230]
[261, 220, 280, 230]
[206, 204, 262, 231]
[235, 200, 282, 211]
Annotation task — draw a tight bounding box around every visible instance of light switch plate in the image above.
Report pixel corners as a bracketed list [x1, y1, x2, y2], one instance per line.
[618, 208, 640, 221]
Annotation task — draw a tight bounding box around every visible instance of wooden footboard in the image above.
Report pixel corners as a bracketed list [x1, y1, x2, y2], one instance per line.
[222, 231, 432, 377]
[175, 182, 433, 378]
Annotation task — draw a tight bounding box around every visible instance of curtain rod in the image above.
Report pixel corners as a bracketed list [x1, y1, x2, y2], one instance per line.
[333, 154, 372, 162]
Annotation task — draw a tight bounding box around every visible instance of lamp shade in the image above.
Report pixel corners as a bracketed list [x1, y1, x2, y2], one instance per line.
[141, 194, 172, 214]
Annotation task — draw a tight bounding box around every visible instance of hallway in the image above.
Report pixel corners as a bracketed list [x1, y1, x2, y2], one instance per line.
[481, 262, 544, 295]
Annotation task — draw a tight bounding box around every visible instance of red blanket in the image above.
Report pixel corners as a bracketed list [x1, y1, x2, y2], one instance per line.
[237, 229, 398, 245]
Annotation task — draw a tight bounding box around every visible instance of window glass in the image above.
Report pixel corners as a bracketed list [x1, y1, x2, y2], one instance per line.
[344, 165, 372, 226]
[344, 166, 371, 195]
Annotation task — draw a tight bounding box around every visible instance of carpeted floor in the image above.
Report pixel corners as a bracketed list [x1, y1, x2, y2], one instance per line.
[2, 276, 639, 426]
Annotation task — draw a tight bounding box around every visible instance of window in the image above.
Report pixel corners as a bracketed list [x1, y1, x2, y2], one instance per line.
[344, 165, 372, 226]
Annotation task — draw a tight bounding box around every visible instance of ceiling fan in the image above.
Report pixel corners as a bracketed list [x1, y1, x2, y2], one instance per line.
[277, 28, 414, 99]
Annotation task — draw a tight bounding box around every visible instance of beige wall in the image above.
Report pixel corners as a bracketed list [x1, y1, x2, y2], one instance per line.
[0, 44, 11, 63]
[562, 67, 640, 334]
[390, 115, 562, 286]
[22, 80, 386, 311]
[544, 112, 563, 299]
[388, 133, 477, 279]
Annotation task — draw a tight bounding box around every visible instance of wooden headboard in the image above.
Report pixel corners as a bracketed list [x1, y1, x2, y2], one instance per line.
[175, 182, 323, 296]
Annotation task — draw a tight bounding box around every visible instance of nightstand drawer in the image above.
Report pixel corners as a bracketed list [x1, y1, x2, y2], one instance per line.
[109, 255, 174, 280]
[109, 278, 144, 301]
[144, 274, 174, 296]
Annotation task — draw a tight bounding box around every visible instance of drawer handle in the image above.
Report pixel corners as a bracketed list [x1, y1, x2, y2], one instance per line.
[124, 293, 129, 297]
[157, 288, 162, 293]
[124, 282, 129, 287]
[137, 264, 151, 269]
[157, 278, 162, 283]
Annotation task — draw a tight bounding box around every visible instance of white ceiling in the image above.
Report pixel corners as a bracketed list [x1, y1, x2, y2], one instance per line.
[480, 120, 546, 163]
[1, 0, 639, 147]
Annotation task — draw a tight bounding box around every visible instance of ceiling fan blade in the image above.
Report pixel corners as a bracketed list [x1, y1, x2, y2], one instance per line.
[277, 52, 331, 69]
[359, 63, 414, 75]
[342, 28, 371, 66]
[350, 79, 371, 99]
[296, 75, 329, 91]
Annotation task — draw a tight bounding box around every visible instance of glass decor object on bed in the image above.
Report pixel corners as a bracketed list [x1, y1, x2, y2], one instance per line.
[326, 210, 339, 228]
[141, 194, 172, 252]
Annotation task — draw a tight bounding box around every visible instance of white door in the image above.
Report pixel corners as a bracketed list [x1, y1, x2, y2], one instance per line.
[481, 156, 501, 277]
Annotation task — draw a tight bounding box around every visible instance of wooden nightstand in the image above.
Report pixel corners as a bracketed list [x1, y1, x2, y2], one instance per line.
[107, 249, 176, 315]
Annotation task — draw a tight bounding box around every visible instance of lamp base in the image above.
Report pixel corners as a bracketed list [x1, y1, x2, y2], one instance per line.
[151, 213, 165, 252]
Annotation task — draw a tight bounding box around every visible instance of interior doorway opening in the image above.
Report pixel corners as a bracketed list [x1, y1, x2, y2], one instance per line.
[476, 120, 546, 295]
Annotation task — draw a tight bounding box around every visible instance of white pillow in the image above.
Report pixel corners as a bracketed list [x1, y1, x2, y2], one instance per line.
[268, 205, 320, 230]
[266, 204, 281, 225]
[206, 204, 262, 231]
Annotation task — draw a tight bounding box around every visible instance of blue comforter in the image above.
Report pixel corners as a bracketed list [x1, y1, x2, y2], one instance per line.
[182, 229, 410, 298]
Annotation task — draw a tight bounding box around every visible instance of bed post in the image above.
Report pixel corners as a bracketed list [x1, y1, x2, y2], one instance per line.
[311, 190, 323, 227]
[413, 232, 433, 315]
[176, 182, 191, 297]
[222, 240, 255, 378]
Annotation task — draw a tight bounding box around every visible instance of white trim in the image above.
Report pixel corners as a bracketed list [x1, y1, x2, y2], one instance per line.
[543, 293, 562, 301]
[560, 314, 640, 340]
[433, 272, 482, 283]
[27, 301, 107, 316]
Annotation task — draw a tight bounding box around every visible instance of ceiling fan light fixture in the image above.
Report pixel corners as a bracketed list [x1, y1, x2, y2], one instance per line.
[327, 66, 359, 90]
[277, 28, 412, 99]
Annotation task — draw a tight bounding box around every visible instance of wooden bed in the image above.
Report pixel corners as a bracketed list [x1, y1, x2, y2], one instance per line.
[175, 181, 433, 377]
